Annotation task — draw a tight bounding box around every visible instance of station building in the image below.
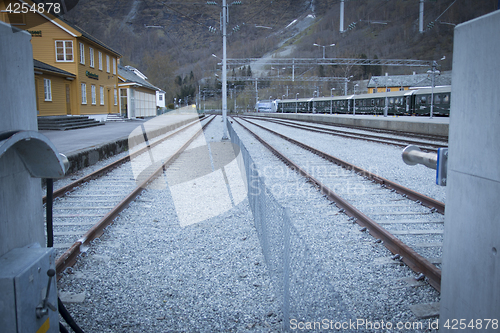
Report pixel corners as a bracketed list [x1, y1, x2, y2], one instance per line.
[118, 65, 162, 119]
[1, 0, 121, 120]
[367, 72, 452, 93]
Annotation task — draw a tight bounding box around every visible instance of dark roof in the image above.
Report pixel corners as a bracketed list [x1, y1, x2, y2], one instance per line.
[34, 59, 75, 77]
[118, 64, 159, 91]
[368, 72, 452, 88]
[53, 15, 121, 57]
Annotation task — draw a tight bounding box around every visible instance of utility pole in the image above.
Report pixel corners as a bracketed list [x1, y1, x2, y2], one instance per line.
[222, 0, 228, 139]
[419, 0, 424, 33]
[340, 0, 344, 33]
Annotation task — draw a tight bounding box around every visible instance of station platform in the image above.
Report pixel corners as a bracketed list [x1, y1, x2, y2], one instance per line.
[40, 109, 200, 175]
[245, 112, 449, 137]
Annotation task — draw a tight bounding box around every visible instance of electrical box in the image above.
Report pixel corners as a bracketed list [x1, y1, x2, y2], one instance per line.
[0, 246, 58, 333]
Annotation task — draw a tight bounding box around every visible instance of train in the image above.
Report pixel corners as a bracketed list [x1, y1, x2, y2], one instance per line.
[275, 86, 451, 116]
[256, 101, 278, 113]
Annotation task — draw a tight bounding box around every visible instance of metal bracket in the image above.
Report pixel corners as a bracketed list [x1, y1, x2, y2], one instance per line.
[0, 130, 69, 178]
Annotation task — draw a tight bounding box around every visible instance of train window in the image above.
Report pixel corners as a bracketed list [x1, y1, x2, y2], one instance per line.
[371, 99, 374, 106]
[420, 96, 427, 104]
[389, 98, 394, 105]
[376, 99, 380, 106]
[435, 95, 441, 104]
[443, 94, 450, 103]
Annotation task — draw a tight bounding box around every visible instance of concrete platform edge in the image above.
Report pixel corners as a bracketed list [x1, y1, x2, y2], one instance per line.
[244, 113, 449, 137]
[63, 117, 197, 175]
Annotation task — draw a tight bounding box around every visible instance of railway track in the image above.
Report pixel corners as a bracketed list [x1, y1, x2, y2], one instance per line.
[45, 115, 215, 277]
[243, 115, 447, 151]
[232, 116, 444, 292]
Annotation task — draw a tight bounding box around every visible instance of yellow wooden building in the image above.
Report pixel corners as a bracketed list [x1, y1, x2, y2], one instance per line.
[1, 0, 121, 119]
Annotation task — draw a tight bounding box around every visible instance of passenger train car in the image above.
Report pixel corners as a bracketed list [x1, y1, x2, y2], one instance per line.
[276, 86, 451, 116]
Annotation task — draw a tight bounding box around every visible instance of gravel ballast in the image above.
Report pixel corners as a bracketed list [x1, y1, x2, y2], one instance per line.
[57, 115, 440, 332]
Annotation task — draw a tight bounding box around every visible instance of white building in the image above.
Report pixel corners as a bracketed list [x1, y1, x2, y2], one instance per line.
[118, 64, 160, 119]
[156, 89, 166, 108]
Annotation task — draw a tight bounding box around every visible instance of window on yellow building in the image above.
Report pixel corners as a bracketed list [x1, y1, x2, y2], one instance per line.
[98, 52, 103, 71]
[114, 89, 118, 105]
[79, 43, 85, 64]
[55, 40, 73, 62]
[113, 58, 116, 75]
[81, 83, 87, 104]
[89, 47, 94, 68]
[91, 85, 96, 105]
[100, 86, 105, 105]
[44, 79, 52, 101]
[106, 55, 110, 73]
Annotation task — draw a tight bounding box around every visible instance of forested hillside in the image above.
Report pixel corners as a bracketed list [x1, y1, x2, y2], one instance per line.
[63, 0, 498, 106]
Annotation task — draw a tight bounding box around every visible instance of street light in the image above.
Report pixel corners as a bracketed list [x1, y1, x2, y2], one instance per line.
[428, 56, 445, 118]
[353, 83, 359, 115]
[312, 90, 317, 113]
[384, 78, 392, 117]
[271, 67, 286, 77]
[295, 93, 299, 114]
[330, 88, 335, 114]
[313, 43, 336, 59]
[344, 75, 353, 96]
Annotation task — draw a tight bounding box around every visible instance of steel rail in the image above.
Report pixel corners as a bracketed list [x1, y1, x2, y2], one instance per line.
[247, 115, 448, 143]
[242, 116, 446, 151]
[232, 117, 442, 291]
[55, 116, 215, 277]
[43, 115, 208, 204]
[240, 117, 445, 214]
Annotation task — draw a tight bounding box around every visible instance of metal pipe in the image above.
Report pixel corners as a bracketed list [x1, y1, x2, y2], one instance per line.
[402, 145, 437, 169]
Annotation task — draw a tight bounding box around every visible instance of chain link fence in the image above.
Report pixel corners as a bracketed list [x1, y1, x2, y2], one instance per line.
[227, 121, 353, 331]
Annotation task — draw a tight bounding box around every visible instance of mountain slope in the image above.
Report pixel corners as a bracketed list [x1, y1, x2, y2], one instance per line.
[63, 0, 498, 103]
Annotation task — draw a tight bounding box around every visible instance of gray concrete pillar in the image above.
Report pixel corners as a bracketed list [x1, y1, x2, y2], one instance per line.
[0, 22, 44, 257]
[440, 11, 500, 331]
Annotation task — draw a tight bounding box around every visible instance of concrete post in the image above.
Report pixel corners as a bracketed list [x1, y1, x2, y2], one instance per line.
[440, 11, 500, 331]
[0, 22, 44, 257]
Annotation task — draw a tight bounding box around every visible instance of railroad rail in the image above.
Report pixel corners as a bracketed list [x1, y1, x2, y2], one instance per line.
[48, 116, 215, 277]
[43, 115, 209, 204]
[232, 116, 444, 291]
[242, 115, 448, 151]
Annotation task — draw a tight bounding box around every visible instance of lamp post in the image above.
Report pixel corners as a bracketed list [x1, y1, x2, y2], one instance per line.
[344, 75, 353, 96]
[221, 0, 228, 138]
[295, 93, 299, 113]
[428, 56, 445, 118]
[313, 43, 336, 59]
[384, 78, 391, 117]
[353, 83, 359, 115]
[330, 88, 335, 114]
[312, 90, 317, 113]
